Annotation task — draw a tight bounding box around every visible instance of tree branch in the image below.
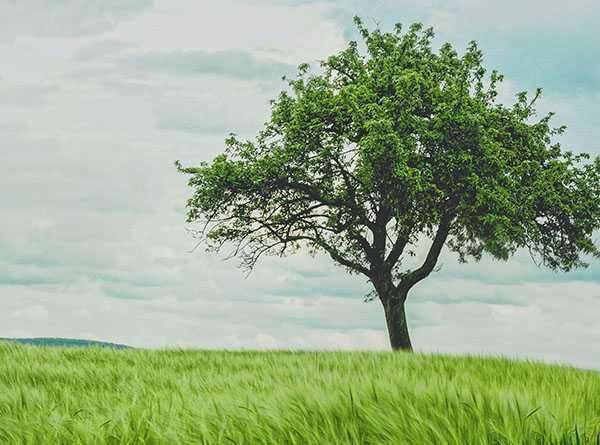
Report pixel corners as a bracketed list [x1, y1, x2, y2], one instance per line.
[399, 212, 453, 292]
[384, 232, 410, 270]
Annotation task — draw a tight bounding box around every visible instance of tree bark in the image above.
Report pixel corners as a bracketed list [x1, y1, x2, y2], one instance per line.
[383, 298, 412, 351]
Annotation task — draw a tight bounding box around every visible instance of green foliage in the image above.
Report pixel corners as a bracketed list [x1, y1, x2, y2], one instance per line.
[1, 342, 599, 444]
[177, 17, 600, 300]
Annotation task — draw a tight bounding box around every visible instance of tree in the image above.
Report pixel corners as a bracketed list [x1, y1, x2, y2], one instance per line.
[176, 17, 600, 351]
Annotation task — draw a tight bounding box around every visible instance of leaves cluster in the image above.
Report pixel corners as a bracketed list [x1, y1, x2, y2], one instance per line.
[177, 17, 600, 301]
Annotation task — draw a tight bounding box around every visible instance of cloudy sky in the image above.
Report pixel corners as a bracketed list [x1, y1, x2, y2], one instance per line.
[2, 0, 600, 370]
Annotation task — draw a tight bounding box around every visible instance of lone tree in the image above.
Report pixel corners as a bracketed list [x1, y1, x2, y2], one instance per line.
[177, 17, 600, 351]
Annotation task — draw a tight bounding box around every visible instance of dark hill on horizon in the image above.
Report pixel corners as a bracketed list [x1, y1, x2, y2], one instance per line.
[0, 337, 132, 349]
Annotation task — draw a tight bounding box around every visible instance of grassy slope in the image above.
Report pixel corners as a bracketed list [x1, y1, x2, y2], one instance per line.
[0, 342, 599, 444]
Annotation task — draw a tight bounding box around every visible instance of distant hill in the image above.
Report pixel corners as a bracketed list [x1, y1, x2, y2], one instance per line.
[0, 337, 132, 349]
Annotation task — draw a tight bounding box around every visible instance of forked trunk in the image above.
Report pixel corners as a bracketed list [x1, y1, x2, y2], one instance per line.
[383, 298, 412, 351]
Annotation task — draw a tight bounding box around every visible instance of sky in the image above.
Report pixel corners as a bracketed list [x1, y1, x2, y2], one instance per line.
[1, 0, 600, 370]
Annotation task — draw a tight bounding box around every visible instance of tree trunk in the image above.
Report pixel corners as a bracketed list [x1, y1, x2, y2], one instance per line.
[383, 298, 412, 351]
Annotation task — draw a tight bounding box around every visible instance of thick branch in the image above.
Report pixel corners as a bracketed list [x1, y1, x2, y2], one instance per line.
[384, 232, 410, 270]
[372, 204, 392, 263]
[399, 213, 453, 292]
[274, 172, 380, 263]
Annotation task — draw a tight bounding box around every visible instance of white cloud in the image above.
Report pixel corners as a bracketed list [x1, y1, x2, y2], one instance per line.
[0, 0, 152, 42]
[109, 0, 345, 64]
[409, 280, 600, 370]
[427, 0, 599, 35]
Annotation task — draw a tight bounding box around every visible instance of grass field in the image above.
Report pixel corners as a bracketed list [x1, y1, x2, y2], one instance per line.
[1, 341, 599, 444]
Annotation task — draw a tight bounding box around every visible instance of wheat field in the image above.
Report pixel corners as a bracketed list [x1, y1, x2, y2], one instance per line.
[1, 341, 599, 444]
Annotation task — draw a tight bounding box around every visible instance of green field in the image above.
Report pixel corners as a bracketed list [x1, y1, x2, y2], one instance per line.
[1, 342, 599, 444]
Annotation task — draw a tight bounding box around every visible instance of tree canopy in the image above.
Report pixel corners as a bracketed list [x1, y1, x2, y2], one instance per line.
[177, 17, 600, 350]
